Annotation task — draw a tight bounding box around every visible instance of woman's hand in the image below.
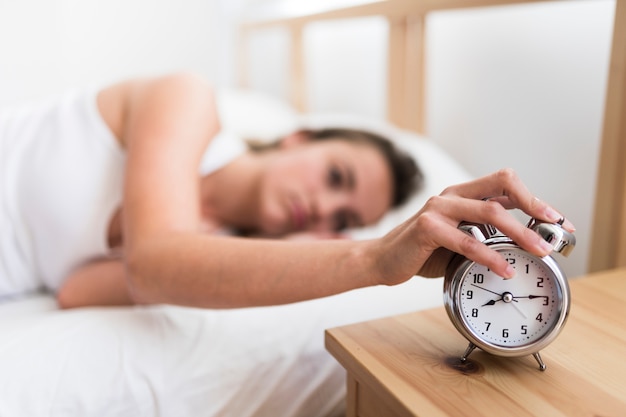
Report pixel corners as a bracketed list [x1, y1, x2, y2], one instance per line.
[372, 169, 575, 284]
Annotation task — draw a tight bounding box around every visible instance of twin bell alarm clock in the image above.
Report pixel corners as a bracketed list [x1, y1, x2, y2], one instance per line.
[443, 219, 575, 371]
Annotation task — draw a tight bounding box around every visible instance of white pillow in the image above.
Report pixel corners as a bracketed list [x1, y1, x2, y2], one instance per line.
[216, 89, 299, 141]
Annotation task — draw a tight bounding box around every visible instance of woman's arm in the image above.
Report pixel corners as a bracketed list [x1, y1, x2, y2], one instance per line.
[112, 73, 381, 308]
[94, 73, 572, 309]
[57, 258, 132, 309]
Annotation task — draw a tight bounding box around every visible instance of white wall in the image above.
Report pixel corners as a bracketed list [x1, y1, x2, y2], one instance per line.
[0, 0, 229, 108]
[243, 0, 615, 279]
[426, 1, 614, 278]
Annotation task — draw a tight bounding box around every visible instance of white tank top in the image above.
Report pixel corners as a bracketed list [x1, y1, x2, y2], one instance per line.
[0, 89, 245, 299]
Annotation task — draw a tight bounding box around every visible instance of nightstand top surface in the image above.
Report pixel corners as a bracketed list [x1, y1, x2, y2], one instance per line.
[326, 268, 626, 417]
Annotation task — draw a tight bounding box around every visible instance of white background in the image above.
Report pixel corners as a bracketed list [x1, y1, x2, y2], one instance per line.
[0, 0, 616, 278]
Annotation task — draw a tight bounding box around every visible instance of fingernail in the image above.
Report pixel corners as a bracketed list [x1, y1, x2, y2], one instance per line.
[544, 206, 561, 223]
[504, 264, 516, 279]
[562, 217, 576, 232]
[539, 239, 554, 255]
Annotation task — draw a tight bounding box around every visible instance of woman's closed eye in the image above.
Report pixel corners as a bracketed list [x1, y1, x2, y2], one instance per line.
[328, 163, 354, 190]
[333, 210, 349, 231]
[328, 164, 344, 189]
[333, 209, 362, 232]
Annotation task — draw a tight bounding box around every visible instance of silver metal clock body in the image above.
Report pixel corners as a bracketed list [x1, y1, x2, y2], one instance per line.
[443, 221, 574, 370]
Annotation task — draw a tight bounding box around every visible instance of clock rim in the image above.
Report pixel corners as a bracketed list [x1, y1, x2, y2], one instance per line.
[443, 242, 571, 358]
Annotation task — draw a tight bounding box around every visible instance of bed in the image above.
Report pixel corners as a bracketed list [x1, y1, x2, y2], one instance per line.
[1, 1, 624, 416]
[0, 87, 471, 416]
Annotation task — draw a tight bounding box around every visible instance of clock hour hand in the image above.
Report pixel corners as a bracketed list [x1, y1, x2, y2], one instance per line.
[471, 284, 505, 307]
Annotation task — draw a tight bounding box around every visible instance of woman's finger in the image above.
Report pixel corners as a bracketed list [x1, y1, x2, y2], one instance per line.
[421, 194, 556, 259]
[417, 220, 515, 279]
[443, 168, 531, 200]
[443, 168, 575, 232]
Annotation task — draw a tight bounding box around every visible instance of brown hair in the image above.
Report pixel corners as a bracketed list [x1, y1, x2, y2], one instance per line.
[248, 128, 423, 208]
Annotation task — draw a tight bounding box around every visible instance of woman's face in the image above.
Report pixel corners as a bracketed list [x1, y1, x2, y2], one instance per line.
[256, 137, 393, 236]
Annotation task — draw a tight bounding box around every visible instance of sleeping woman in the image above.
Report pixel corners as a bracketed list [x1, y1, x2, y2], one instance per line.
[0, 72, 575, 309]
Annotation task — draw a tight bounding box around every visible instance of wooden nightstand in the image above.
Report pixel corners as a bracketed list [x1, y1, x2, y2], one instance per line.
[325, 268, 626, 417]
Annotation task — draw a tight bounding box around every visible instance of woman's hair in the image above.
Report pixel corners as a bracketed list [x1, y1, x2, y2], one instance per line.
[248, 128, 423, 208]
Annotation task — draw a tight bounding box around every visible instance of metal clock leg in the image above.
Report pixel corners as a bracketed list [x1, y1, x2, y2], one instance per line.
[461, 343, 477, 362]
[532, 352, 547, 371]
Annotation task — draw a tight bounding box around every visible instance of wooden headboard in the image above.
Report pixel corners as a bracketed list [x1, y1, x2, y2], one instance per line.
[239, 0, 626, 274]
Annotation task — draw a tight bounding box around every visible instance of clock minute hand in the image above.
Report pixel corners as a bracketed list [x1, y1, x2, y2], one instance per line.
[471, 284, 501, 297]
[473, 284, 520, 305]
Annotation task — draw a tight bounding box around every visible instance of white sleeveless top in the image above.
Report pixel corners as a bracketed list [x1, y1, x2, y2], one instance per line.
[0, 89, 246, 299]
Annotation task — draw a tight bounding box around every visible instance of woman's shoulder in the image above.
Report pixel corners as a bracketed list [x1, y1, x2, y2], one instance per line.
[97, 72, 215, 145]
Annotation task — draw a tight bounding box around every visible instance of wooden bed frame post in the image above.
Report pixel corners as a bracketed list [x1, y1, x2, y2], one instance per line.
[237, 22, 306, 112]
[237, 27, 250, 89]
[289, 24, 306, 113]
[589, 0, 626, 272]
[404, 14, 427, 135]
[387, 16, 408, 130]
[386, 14, 427, 135]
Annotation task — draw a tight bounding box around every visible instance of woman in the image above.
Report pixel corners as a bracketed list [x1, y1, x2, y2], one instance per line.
[1, 72, 574, 309]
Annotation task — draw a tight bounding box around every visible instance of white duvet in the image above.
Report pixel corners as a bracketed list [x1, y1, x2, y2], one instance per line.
[0, 92, 471, 417]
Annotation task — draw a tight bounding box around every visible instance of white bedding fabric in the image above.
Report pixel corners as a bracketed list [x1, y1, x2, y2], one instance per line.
[0, 90, 472, 417]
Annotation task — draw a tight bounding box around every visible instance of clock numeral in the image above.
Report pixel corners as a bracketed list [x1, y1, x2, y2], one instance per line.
[484, 322, 491, 331]
[502, 328, 509, 338]
[505, 258, 516, 265]
[466, 290, 473, 299]
[521, 324, 528, 335]
[525, 264, 530, 274]
[473, 273, 484, 284]
[472, 308, 479, 317]
[536, 313, 543, 323]
[537, 277, 544, 288]
[543, 296, 549, 306]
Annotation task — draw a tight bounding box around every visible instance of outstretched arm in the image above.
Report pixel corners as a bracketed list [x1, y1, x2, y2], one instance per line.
[110, 73, 376, 308]
[64, 73, 574, 310]
[57, 169, 573, 309]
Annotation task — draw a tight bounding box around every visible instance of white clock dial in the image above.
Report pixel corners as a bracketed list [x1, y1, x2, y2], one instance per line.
[458, 248, 562, 347]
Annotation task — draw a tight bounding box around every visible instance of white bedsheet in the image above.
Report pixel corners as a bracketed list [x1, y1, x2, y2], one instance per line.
[0, 91, 472, 417]
[0, 279, 446, 417]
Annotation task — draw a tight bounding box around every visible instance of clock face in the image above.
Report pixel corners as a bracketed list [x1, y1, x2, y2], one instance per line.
[457, 247, 565, 349]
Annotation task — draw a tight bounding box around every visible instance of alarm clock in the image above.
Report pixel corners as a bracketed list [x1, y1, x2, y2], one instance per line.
[443, 219, 575, 371]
